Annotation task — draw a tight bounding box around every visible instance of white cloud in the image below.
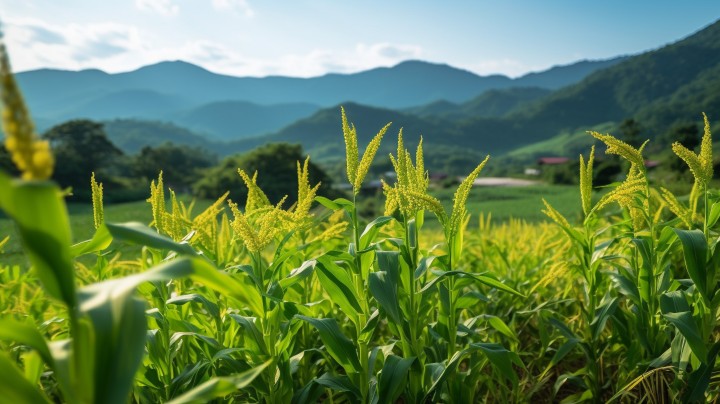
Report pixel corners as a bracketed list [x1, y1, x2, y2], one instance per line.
[3, 17, 425, 79]
[4, 18, 145, 71]
[135, 0, 179, 16]
[212, 0, 255, 18]
[237, 42, 424, 77]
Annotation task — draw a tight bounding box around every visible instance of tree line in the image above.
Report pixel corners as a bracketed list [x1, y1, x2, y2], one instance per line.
[0, 119, 335, 205]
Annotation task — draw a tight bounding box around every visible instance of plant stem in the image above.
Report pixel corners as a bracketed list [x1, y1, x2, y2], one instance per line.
[351, 196, 369, 403]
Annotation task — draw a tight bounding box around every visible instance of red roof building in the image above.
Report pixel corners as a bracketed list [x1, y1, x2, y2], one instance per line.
[537, 157, 570, 165]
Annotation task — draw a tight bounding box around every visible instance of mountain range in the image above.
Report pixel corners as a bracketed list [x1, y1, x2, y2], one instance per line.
[11, 18, 720, 167]
[16, 55, 624, 140]
[233, 18, 720, 161]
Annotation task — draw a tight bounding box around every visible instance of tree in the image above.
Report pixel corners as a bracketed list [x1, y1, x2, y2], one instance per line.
[618, 118, 643, 148]
[135, 143, 216, 192]
[666, 122, 701, 174]
[194, 143, 334, 206]
[43, 120, 123, 190]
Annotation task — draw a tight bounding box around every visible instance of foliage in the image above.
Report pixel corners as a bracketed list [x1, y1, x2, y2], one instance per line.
[134, 142, 216, 191]
[43, 119, 123, 190]
[193, 142, 335, 206]
[7, 34, 720, 403]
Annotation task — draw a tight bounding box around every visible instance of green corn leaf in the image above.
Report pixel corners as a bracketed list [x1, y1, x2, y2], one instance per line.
[70, 223, 112, 257]
[359, 309, 381, 341]
[314, 195, 342, 210]
[229, 314, 266, 355]
[0, 353, 51, 403]
[295, 315, 362, 374]
[660, 291, 691, 314]
[276, 320, 304, 356]
[0, 318, 54, 367]
[590, 297, 619, 341]
[292, 381, 325, 404]
[0, 176, 76, 307]
[77, 281, 148, 404]
[551, 338, 580, 365]
[548, 317, 579, 340]
[167, 294, 220, 319]
[662, 311, 708, 362]
[313, 373, 361, 398]
[377, 355, 415, 404]
[22, 351, 43, 386]
[279, 259, 316, 289]
[359, 216, 394, 250]
[106, 222, 198, 256]
[141, 256, 264, 314]
[419, 270, 523, 297]
[683, 342, 720, 402]
[708, 201, 720, 228]
[369, 271, 403, 325]
[631, 238, 653, 303]
[470, 342, 523, 387]
[422, 351, 464, 402]
[314, 196, 355, 216]
[482, 315, 518, 340]
[169, 332, 223, 354]
[47, 340, 78, 403]
[423, 342, 522, 401]
[166, 360, 271, 404]
[673, 229, 709, 302]
[607, 271, 640, 305]
[75, 255, 265, 403]
[371, 251, 403, 316]
[456, 291, 490, 309]
[315, 256, 363, 322]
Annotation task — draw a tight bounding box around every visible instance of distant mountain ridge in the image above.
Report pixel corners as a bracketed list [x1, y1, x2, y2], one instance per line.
[15, 56, 625, 139]
[14, 17, 719, 164]
[229, 19, 720, 159]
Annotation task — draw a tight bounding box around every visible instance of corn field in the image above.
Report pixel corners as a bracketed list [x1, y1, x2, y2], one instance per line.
[3, 37, 720, 404]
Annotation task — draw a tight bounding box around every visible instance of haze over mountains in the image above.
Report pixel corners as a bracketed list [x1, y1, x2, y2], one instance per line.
[16, 56, 624, 140]
[241, 18, 720, 160]
[12, 18, 720, 163]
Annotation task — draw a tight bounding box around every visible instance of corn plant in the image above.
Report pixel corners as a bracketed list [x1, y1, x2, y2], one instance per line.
[0, 35, 272, 404]
[654, 114, 720, 402]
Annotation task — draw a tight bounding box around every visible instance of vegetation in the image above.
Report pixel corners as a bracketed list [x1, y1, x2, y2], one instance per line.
[134, 143, 216, 192]
[7, 31, 720, 404]
[193, 142, 335, 205]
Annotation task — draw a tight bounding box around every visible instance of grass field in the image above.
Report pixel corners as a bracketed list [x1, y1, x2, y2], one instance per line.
[0, 184, 578, 265]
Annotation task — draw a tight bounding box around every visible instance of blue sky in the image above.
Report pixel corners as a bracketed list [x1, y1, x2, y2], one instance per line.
[2, 0, 720, 77]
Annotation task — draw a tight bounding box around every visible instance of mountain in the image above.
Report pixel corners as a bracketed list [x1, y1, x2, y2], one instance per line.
[230, 103, 457, 159]
[512, 57, 628, 89]
[434, 19, 720, 156]
[230, 19, 720, 163]
[102, 119, 216, 154]
[226, 102, 494, 176]
[17, 58, 621, 110]
[15, 57, 622, 133]
[174, 101, 320, 139]
[457, 87, 553, 118]
[55, 90, 193, 121]
[407, 87, 552, 119]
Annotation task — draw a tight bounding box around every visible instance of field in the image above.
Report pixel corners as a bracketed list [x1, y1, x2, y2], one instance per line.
[3, 67, 720, 403]
[0, 184, 579, 267]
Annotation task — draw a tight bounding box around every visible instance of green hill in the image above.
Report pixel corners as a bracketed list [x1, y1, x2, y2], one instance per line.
[408, 87, 553, 120]
[174, 101, 320, 139]
[103, 119, 217, 154]
[456, 19, 720, 153]
[225, 19, 720, 165]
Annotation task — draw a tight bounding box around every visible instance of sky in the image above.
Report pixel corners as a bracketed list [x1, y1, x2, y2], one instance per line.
[2, 1, 720, 78]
